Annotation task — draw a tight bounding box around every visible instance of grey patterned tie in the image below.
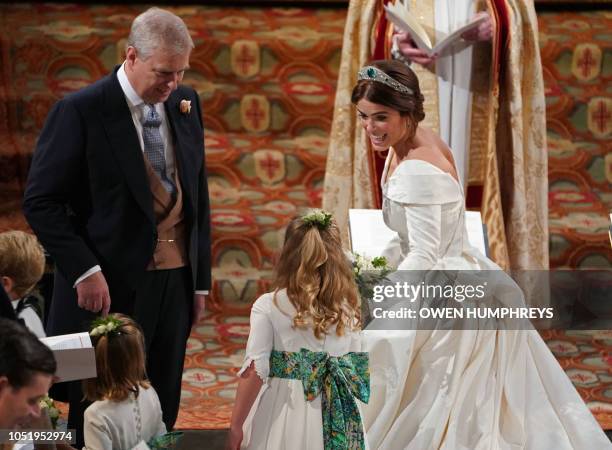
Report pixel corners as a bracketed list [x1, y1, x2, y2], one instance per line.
[142, 104, 175, 193]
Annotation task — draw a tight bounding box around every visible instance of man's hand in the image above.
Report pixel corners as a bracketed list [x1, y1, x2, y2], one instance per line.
[394, 31, 437, 67]
[192, 293, 206, 327]
[75, 271, 110, 315]
[461, 12, 493, 42]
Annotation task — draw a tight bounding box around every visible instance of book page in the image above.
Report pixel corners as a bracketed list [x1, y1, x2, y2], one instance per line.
[348, 209, 395, 259]
[41, 332, 92, 351]
[384, 1, 487, 56]
[432, 14, 487, 55]
[384, 2, 432, 52]
[464, 211, 488, 256]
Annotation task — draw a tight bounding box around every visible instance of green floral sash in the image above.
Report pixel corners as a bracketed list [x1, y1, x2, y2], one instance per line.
[147, 431, 183, 449]
[269, 348, 370, 450]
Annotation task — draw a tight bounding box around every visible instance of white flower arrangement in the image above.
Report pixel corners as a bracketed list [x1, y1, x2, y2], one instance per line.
[352, 253, 389, 273]
[302, 210, 333, 229]
[351, 253, 391, 324]
[179, 99, 191, 114]
[89, 316, 122, 337]
[39, 395, 60, 429]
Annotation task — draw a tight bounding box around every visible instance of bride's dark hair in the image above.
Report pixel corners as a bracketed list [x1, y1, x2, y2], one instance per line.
[351, 59, 425, 123]
[273, 214, 361, 339]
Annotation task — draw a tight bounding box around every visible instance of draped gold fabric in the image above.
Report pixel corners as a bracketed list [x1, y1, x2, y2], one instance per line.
[496, 1, 549, 270]
[322, 0, 379, 239]
[323, 0, 548, 270]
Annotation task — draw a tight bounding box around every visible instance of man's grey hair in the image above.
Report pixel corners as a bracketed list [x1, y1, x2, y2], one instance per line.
[127, 7, 194, 59]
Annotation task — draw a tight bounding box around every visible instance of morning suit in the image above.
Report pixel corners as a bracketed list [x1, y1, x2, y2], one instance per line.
[23, 66, 211, 444]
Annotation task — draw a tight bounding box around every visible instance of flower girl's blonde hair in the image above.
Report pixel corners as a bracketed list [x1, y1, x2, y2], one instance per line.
[273, 211, 361, 339]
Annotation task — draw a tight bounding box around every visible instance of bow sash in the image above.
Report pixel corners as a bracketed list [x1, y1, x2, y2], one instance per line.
[269, 348, 370, 450]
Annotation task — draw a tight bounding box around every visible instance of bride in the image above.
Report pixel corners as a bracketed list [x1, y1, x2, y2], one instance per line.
[353, 60, 610, 449]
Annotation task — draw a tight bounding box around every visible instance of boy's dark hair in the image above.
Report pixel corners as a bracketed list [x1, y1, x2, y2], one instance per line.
[0, 317, 56, 388]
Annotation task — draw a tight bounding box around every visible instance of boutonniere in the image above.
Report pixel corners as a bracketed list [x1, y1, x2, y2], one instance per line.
[179, 99, 192, 115]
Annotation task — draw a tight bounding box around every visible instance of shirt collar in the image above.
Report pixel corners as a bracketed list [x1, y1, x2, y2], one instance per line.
[117, 62, 145, 109]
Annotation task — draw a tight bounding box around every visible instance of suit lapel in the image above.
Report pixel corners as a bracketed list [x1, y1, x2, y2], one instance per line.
[101, 69, 155, 225]
[165, 93, 197, 210]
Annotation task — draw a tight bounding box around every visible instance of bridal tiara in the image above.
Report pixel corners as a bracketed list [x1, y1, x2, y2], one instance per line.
[357, 66, 414, 96]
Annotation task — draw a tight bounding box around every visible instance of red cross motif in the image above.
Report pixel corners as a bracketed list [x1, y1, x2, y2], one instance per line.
[192, 372, 208, 383]
[259, 152, 280, 179]
[552, 343, 573, 354]
[237, 44, 255, 74]
[246, 98, 265, 129]
[591, 100, 610, 133]
[581, 218, 595, 227]
[577, 48, 596, 78]
[571, 373, 592, 384]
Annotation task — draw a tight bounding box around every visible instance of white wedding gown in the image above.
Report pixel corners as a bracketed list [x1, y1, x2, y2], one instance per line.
[362, 158, 610, 449]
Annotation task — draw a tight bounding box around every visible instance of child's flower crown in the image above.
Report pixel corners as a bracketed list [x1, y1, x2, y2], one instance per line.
[90, 316, 123, 337]
[302, 210, 333, 230]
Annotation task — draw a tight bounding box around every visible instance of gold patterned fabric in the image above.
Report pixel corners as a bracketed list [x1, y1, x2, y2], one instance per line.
[323, 0, 548, 270]
[322, 0, 380, 243]
[495, 0, 549, 270]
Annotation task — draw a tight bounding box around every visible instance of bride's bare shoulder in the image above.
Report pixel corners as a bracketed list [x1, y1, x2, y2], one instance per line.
[406, 146, 458, 181]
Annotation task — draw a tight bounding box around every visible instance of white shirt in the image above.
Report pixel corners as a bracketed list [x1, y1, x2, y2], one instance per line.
[11, 299, 46, 338]
[75, 64, 207, 295]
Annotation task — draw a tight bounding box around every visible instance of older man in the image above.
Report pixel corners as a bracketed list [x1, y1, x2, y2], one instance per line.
[23, 7, 211, 444]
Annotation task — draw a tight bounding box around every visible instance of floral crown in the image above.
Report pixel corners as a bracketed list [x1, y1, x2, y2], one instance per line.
[357, 65, 414, 96]
[90, 316, 123, 337]
[302, 210, 333, 230]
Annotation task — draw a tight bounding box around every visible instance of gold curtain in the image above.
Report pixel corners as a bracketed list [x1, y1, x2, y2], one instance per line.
[495, 0, 549, 269]
[322, 0, 379, 241]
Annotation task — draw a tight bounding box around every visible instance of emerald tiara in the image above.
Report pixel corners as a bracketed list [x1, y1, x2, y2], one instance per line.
[357, 66, 414, 96]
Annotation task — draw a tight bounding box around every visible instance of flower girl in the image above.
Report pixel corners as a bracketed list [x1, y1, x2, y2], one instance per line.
[82, 314, 180, 450]
[228, 211, 370, 450]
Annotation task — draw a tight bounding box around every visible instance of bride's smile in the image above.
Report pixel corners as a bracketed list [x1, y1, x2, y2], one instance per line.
[356, 99, 410, 151]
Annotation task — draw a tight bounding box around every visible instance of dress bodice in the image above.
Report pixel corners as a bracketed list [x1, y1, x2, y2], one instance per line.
[255, 290, 360, 355]
[239, 289, 362, 382]
[83, 386, 166, 450]
[380, 157, 477, 270]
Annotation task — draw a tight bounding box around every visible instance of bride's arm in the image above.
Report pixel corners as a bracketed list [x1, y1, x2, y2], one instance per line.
[381, 233, 402, 268]
[397, 203, 441, 271]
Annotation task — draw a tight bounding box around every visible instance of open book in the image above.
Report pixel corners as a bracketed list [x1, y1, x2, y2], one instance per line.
[384, 0, 487, 56]
[41, 332, 96, 382]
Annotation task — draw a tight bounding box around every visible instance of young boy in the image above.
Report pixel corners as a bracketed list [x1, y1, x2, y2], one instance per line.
[0, 231, 46, 337]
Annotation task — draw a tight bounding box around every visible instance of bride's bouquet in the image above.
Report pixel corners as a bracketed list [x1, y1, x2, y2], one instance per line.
[351, 253, 391, 325]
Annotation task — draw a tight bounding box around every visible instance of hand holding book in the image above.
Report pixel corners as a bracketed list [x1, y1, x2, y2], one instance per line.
[386, 0, 491, 60]
[460, 12, 493, 42]
[393, 32, 437, 67]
